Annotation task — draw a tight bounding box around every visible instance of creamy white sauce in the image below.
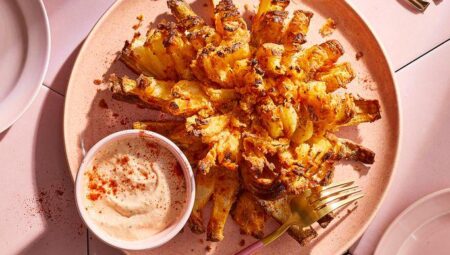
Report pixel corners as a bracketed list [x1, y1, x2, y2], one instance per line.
[83, 136, 187, 241]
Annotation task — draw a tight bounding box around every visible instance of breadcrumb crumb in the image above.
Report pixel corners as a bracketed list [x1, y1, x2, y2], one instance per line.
[319, 18, 337, 37]
[132, 15, 144, 30]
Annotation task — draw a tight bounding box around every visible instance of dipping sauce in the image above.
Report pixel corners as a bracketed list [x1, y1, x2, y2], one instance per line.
[82, 136, 187, 241]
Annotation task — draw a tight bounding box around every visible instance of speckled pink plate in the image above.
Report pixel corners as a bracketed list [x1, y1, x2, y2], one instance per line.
[64, 0, 400, 254]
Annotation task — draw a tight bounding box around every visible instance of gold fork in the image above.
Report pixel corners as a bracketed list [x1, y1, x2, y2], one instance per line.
[406, 0, 430, 12]
[235, 180, 363, 255]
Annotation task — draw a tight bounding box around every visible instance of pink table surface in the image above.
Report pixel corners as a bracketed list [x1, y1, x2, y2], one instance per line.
[0, 86, 87, 254]
[0, 0, 449, 254]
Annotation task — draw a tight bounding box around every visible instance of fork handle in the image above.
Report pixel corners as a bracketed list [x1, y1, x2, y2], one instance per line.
[234, 240, 264, 255]
[234, 220, 294, 255]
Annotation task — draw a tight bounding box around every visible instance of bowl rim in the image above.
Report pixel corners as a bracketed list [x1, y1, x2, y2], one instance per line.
[74, 129, 195, 251]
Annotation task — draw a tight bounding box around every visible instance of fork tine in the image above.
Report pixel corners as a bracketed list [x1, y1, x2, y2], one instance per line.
[321, 180, 354, 191]
[313, 189, 362, 210]
[316, 193, 364, 217]
[319, 185, 359, 199]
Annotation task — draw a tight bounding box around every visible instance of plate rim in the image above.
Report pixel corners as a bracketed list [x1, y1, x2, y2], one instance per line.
[342, 1, 403, 253]
[63, 0, 403, 253]
[375, 188, 450, 254]
[0, 0, 51, 133]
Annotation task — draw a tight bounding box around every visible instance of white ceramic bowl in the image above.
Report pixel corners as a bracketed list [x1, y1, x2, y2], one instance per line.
[74, 130, 195, 251]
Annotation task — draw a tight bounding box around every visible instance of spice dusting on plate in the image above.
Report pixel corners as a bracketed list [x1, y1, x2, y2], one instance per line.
[83, 136, 187, 241]
[319, 18, 337, 37]
[98, 99, 109, 109]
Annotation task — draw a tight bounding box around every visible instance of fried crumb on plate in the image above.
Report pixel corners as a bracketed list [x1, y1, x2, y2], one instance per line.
[356, 51, 364, 60]
[132, 14, 144, 30]
[319, 18, 337, 37]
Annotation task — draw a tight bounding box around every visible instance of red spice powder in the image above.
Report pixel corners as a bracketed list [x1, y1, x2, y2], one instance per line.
[172, 163, 183, 178]
[120, 118, 128, 125]
[98, 99, 109, 109]
[146, 142, 158, 150]
[120, 156, 129, 165]
[88, 193, 101, 201]
[93, 79, 102, 85]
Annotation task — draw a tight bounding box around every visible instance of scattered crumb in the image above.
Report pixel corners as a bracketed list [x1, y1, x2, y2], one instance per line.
[120, 118, 129, 126]
[355, 51, 364, 60]
[205, 245, 212, 252]
[98, 99, 109, 109]
[203, 3, 208, 7]
[319, 18, 337, 37]
[347, 205, 358, 215]
[132, 15, 144, 30]
[239, 239, 246, 246]
[93, 79, 102, 85]
[359, 74, 377, 91]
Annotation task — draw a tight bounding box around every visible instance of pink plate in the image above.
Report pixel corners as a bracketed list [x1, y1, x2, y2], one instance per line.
[0, 0, 50, 132]
[64, 0, 401, 254]
[376, 189, 450, 255]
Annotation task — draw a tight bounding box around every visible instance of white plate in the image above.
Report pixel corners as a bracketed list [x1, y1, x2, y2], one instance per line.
[375, 189, 450, 255]
[0, 0, 50, 132]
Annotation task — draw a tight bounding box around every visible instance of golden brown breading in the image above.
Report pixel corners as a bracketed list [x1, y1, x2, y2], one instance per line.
[232, 191, 267, 239]
[207, 168, 239, 241]
[252, 0, 290, 46]
[189, 168, 217, 234]
[282, 10, 313, 50]
[111, 0, 382, 244]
